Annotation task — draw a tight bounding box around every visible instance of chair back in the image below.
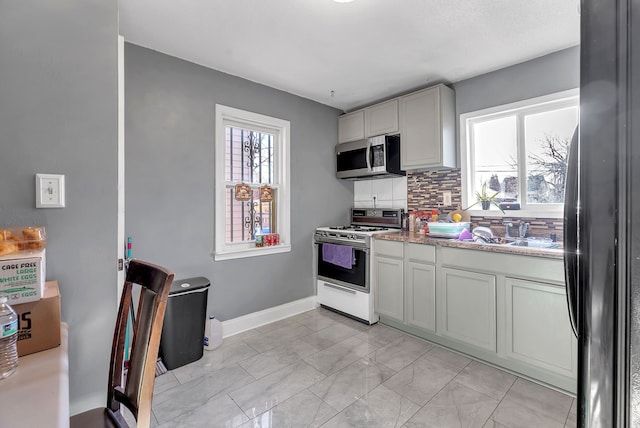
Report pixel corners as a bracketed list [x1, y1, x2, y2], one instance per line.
[107, 259, 174, 427]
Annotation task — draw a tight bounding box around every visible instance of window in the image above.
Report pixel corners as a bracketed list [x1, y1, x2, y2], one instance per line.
[214, 105, 290, 260]
[460, 90, 579, 216]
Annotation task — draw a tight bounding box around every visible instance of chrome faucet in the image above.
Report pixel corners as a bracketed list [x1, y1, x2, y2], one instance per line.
[504, 222, 513, 238]
[518, 221, 530, 238]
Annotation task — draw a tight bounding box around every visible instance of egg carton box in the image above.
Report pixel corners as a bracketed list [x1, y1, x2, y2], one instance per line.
[0, 249, 46, 304]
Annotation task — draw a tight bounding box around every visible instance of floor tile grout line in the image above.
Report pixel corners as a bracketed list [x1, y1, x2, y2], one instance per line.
[153, 309, 575, 427]
[399, 357, 475, 420]
[563, 397, 576, 427]
[226, 392, 252, 427]
[305, 385, 342, 414]
[503, 377, 575, 426]
[483, 374, 519, 426]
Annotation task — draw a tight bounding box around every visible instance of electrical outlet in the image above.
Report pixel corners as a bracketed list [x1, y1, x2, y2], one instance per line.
[442, 191, 452, 206]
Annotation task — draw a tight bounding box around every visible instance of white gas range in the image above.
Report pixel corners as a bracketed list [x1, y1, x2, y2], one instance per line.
[314, 208, 404, 324]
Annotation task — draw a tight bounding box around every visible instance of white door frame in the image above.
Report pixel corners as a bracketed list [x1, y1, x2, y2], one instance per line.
[117, 35, 125, 301]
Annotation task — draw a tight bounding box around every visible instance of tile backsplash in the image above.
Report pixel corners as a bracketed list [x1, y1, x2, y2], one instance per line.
[405, 168, 564, 241]
[407, 169, 462, 210]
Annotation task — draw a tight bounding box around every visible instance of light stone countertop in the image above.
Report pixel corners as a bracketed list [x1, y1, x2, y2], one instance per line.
[0, 323, 69, 428]
[375, 231, 564, 260]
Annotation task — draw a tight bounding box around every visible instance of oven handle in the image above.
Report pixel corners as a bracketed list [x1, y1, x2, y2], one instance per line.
[322, 282, 357, 295]
[314, 238, 369, 251]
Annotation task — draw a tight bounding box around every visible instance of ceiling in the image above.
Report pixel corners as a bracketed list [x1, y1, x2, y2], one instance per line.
[118, 0, 580, 112]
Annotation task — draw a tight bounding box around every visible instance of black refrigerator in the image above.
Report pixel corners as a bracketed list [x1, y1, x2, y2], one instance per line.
[564, 0, 640, 426]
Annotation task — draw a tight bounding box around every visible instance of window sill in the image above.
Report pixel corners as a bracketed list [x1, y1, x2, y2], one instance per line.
[464, 209, 563, 219]
[213, 244, 292, 261]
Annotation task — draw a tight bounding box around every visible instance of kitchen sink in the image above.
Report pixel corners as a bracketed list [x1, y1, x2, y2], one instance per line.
[461, 237, 560, 249]
[494, 238, 559, 249]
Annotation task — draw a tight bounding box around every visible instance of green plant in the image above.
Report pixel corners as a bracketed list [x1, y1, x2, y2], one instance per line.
[464, 182, 505, 213]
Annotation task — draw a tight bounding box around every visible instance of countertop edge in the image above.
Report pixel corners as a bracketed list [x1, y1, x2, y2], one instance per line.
[375, 232, 564, 260]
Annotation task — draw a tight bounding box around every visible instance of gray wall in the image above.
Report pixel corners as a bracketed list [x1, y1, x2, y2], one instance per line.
[125, 43, 351, 321]
[0, 0, 118, 414]
[454, 46, 580, 115]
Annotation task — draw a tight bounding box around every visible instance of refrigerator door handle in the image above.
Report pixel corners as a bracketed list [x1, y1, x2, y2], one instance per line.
[564, 128, 579, 338]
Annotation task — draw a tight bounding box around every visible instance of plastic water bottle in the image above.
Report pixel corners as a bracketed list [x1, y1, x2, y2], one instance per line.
[254, 226, 264, 247]
[0, 297, 18, 379]
[204, 316, 223, 351]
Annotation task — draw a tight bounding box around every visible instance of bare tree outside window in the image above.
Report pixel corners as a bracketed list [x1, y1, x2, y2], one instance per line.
[463, 93, 577, 211]
[527, 134, 570, 203]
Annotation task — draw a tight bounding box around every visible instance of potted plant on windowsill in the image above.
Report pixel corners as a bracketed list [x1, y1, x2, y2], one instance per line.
[465, 182, 505, 213]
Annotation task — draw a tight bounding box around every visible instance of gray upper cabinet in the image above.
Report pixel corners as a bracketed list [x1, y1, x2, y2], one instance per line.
[365, 99, 399, 137]
[399, 84, 456, 170]
[337, 84, 454, 165]
[338, 99, 399, 144]
[338, 110, 365, 143]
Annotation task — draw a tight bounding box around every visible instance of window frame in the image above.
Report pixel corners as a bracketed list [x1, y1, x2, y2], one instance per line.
[214, 104, 291, 260]
[460, 89, 579, 218]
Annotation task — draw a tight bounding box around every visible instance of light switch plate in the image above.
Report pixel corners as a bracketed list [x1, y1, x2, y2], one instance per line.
[36, 173, 65, 208]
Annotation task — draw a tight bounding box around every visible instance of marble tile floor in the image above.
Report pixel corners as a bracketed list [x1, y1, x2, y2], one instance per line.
[147, 307, 577, 428]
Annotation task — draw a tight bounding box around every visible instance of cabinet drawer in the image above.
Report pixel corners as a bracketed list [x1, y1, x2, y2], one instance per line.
[374, 239, 403, 258]
[405, 243, 435, 264]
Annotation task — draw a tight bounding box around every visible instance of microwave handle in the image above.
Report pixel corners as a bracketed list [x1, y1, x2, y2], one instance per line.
[366, 140, 372, 171]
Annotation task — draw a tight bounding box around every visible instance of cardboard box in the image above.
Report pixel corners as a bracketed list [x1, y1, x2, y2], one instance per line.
[13, 280, 61, 356]
[0, 249, 46, 304]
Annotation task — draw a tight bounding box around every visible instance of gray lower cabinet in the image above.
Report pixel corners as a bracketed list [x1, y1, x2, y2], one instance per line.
[373, 240, 405, 322]
[372, 240, 576, 393]
[505, 277, 577, 378]
[373, 256, 404, 321]
[438, 267, 497, 352]
[405, 261, 436, 332]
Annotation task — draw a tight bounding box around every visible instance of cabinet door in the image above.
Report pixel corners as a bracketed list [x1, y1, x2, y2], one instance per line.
[438, 267, 496, 352]
[373, 256, 404, 322]
[399, 85, 455, 170]
[505, 278, 577, 378]
[338, 110, 365, 143]
[405, 261, 436, 332]
[365, 99, 399, 137]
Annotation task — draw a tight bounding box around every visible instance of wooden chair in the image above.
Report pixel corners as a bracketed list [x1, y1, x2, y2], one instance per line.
[70, 260, 174, 428]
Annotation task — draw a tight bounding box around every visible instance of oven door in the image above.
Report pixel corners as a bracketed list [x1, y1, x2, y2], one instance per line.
[316, 241, 369, 293]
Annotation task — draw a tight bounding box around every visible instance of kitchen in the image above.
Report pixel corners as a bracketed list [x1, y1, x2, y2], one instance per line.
[0, 0, 636, 427]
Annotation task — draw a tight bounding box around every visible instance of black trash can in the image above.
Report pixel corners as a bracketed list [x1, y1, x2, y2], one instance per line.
[159, 276, 210, 370]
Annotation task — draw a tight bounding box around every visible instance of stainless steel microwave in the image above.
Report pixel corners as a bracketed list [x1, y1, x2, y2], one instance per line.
[336, 135, 405, 180]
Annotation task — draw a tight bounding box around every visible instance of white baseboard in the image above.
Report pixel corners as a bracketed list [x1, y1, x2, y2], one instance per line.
[222, 296, 318, 338]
